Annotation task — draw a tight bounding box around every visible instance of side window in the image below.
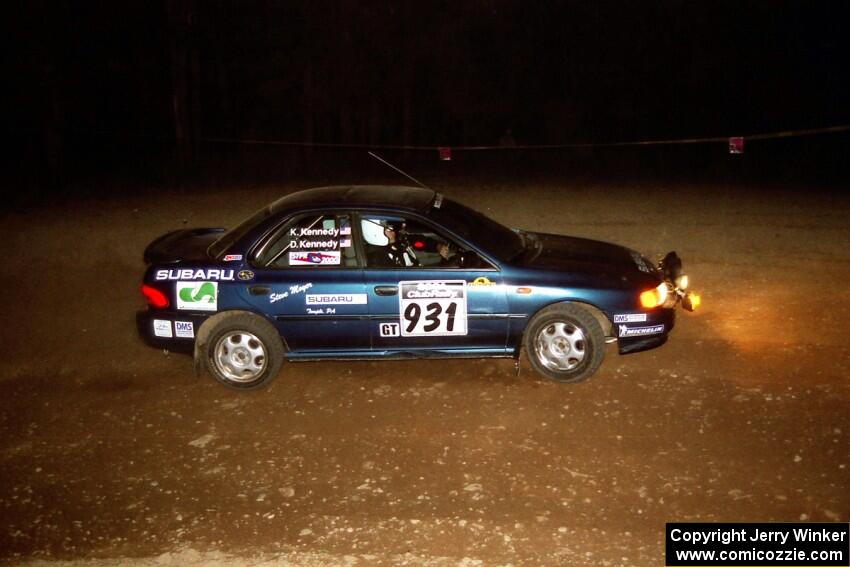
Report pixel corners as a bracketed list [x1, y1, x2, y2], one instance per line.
[256, 213, 355, 268]
[360, 215, 472, 269]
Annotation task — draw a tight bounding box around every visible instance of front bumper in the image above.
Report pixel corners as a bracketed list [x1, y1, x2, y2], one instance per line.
[615, 307, 675, 355]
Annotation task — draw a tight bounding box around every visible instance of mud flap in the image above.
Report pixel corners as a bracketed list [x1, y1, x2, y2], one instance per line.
[193, 318, 214, 377]
[193, 341, 205, 377]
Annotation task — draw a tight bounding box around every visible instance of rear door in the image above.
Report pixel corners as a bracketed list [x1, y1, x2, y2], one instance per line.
[236, 211, 371, 353]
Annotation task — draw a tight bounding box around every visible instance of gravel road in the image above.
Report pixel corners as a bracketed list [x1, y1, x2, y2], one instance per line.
[1, 178, 847, 566]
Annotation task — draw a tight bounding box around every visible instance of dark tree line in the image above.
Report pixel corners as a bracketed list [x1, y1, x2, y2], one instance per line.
[6, 1, 849, 187]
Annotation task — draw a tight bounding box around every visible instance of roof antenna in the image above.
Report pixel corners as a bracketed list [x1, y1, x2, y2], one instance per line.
[368, 151, 431, 190]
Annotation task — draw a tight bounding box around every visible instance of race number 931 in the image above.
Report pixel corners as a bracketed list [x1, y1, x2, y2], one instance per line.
[399, 280, 467, 337]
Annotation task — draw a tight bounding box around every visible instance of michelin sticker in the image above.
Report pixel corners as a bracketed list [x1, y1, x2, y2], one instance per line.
[156, 269, 235, 281]
[153, 319, 172, 338]
[618, 324, 664, 338]
[174, 321, 194, 338]
[306, 294, 367, 305]
[399, 280, 467, 337]
[614, 313, 648, 323]
[289, 251, 341, 265]
[176, 281, 218, 311]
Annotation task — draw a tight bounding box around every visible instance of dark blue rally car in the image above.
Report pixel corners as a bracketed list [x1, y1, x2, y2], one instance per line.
[138, 186, 699, 389]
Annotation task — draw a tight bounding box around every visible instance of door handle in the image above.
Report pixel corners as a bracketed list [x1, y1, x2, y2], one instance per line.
[374, 285, 398, 296]
[248, 285, 270, 296]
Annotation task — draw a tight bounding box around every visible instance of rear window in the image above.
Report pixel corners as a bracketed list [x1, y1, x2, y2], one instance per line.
[255, 213, 356, 268]
[208, 206, 272, 258]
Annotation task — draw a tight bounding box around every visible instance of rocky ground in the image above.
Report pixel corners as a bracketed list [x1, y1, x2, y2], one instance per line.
[0, 175, 847, 566]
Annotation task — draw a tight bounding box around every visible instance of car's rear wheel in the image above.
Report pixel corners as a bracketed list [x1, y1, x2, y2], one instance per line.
[524, 303, 605, 383]
[199, 311, 284, 390]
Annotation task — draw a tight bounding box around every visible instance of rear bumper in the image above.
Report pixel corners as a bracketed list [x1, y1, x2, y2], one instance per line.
[136, 310, 206, 353]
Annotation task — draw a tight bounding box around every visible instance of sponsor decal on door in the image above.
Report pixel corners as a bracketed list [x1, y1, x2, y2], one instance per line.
[398, 280, 467, 337]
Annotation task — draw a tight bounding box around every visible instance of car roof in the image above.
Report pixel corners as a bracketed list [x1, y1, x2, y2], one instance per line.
[269, 185, 436, 214]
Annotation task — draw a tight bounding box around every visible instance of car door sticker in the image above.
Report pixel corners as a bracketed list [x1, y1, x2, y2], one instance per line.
[306, 294, 368, 305]
[398, 280, 467, 337]
[289, 251, 341, 265]
[176, 281, 218, 311]
[469, 276, 496, 287]
[269, 282, 314, 303]
[379, 322, 400, 337]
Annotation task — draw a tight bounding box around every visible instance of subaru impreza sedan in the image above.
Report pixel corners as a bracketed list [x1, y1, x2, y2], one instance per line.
[138, 185, 699, 389]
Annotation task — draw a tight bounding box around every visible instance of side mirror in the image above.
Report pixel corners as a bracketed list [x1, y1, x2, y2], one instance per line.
[660, 251, 683, 281]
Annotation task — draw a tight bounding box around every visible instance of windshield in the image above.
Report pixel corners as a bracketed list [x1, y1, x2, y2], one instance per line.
[207, 205, 272, 258]
[428, 198, 524, 263]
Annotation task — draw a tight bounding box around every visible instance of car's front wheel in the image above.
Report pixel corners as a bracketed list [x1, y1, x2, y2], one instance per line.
[198, 311, 284, 390]
[524, 303, 605, 383]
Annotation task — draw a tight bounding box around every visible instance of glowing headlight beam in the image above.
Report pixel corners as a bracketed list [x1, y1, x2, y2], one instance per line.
[639, 282, 668, 308]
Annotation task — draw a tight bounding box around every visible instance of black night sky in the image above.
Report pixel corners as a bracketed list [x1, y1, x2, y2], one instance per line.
[6, 1, 850, 192]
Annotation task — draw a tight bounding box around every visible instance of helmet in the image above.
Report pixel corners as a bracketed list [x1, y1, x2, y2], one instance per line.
[361, 219, 389, 246]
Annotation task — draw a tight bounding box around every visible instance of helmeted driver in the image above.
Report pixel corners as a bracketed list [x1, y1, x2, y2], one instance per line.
[362, 219, 418, 267]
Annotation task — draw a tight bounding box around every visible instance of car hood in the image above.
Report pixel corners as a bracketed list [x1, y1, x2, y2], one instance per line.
[515, 231, 657, 282]
[143, 228, 225, 264]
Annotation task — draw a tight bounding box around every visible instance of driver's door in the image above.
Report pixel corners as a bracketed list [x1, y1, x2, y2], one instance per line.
[358, 213, 510, 354]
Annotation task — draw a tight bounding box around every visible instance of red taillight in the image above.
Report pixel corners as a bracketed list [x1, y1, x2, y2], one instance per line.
[141, 284, 169, 309]
[413, 240, 424, 249]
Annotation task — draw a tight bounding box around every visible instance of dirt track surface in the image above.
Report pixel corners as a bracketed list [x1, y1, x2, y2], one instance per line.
[1, 179, 848, 566]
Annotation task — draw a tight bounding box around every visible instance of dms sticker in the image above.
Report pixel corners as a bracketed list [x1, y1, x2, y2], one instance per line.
[618, 324, 664, 338]
[306, 294, 367, 305]
[614, 313, 647, 323]
[289, 251, 340, 265]
[222, 254, 242, 262]
[174, 320, 194, 338]
[153, 319, 172, 338]
[156, 269, 234, 281]
[176, 281, 218, 311]
[399, 280, 467, 337]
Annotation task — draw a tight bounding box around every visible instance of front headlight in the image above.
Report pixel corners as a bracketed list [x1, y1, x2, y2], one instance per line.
[639, 282, 668, 308]
[675, 274, 689, 290]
